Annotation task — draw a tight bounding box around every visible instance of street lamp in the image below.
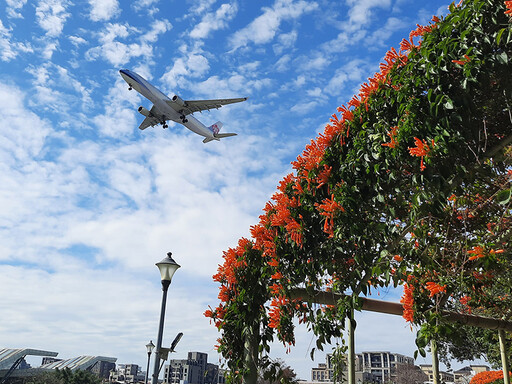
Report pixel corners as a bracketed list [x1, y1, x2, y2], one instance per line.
[151, 252, 180, 384]
[145, 340, 155, 384]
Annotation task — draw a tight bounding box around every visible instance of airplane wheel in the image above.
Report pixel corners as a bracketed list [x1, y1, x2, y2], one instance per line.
[183, 119, 188, 123]
[163, 124, 168, 128]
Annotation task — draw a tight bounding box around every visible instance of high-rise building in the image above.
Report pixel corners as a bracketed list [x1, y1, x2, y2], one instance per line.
[360, 351, 414, 383]
[311, 353, 369, 383]
[419, 364, 455, 383]
[164, 352, 223, 384]
[110, 363, 145, 383]
[311, 351, 415, 384]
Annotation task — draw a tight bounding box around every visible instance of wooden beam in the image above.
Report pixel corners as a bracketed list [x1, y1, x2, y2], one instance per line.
[289, 288, 512, 331]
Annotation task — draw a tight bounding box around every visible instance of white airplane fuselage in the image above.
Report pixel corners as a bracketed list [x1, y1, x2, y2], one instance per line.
[119, 69, 217, 140]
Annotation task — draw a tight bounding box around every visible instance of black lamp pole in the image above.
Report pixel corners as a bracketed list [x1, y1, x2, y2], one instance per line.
[151, 253, 180, 384]
[145, 340, 155, 384]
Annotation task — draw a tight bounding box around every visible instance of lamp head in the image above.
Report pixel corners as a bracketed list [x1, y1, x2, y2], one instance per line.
[146, 340, 155, 354]
[156, 252, 181, 283]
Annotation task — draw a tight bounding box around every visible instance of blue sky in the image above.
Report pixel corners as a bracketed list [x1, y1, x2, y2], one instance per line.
[0, 0, 482, 380]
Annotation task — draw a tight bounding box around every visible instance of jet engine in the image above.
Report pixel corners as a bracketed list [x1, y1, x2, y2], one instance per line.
[172, 95, 186, 107]
[138, 106, 151, 117]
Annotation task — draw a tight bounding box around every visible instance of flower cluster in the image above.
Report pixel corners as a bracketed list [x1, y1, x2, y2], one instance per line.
[470, 371, 511, 384]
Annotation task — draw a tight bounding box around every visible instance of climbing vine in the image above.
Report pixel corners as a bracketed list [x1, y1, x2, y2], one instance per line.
[207, 0, 512, 378]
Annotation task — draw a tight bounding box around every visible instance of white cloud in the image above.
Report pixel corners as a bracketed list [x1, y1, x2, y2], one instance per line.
[0, 19, 33, 61]
[5, 0, 27, 18]
[274, 54, 291, 72]
[35, 0, 71, 37]
[131, 0, 159, 13]
[290, 100, 318, 115]
[88, 0, 120, 22]
[229, 0, 318, 50]
[273, 29, 298, 55]
[299, 54, 329, 71]
[85, 21, 171, 66]
[191, 74, 272, 99]
[68, 35, 87, 46]
[190, 3, 238, 39]
[188, 0, 217, 15]
[0, 83, 52, 165]
[161, 53, 210, 90]
[142, 19, 172, 43]
[26, 63, 93, 113]
[41, 40, 58, 59]
[368, 17, 406, 47]
[345, 0, 392, 26]
[325, 58, 369, 97]
[92, 78, 139, 137]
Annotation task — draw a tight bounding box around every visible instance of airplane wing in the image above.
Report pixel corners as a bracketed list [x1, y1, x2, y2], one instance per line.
[165, 97, 248, 115]
[138, 105, 162, 130]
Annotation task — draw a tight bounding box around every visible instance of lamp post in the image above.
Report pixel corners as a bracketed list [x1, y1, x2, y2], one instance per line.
[145, 340, 155, 384]
[151, 252, 180, 384]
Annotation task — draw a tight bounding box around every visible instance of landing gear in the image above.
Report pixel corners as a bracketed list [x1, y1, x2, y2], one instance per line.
[162, 122, 168, 129]
[180, 115, 188, 123]
[128, 84, 133, 91]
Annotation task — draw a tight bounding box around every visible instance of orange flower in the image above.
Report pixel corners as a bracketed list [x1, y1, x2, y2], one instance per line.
[337, 104, 354, 122]
[315, 194, 345, 237]
[316, 165, 332, 189]
[271, 271, 283, 280]
[400, 282, 414, 323]
[467, 245, 485, 260]
[505, 1, 512, 15]
[408, 137, 434, 171]
[267, 257, 279, 267]
[452, 54, 471, 65]
[470, 371, 512, 384]
[425, 281, 446, 297]
[459, 295, 472, 313]
[203, 308, 214, 318]
[393, 255, 403, 262]
[382, 126, 399, 148]
[408, 137, 431, 157]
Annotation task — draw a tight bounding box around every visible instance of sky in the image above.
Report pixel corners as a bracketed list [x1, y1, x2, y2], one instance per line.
[0, 0, 486, 380]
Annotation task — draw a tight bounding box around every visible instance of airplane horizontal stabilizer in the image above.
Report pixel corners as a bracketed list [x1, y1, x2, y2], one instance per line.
[202, 133, 237, 144]
[215, 133, 237, 138]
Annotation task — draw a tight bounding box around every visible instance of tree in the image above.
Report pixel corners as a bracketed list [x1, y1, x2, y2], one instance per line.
[207, 0, 512, 381]
[437, 327, 512, 370]
[257, 359, 298, 384]
[22, 369, 100, 384]
[394, 364, 428, 384]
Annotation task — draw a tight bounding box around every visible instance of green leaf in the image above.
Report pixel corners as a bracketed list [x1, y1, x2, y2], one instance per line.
[497, 52, 508, 65]
[444, 99, 454, 109]
[496, 189, 511, 205]
[496, 28, 506, 45]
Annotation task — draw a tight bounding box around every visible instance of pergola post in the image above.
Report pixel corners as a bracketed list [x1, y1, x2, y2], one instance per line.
[499, 330, 510, 384]
[243, 322, 259, 384]
[347, 307, 356, 384]
[430, 339, 440, 384]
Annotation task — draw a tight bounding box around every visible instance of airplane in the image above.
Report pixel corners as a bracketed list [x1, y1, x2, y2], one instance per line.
[119, 69, 247, 143]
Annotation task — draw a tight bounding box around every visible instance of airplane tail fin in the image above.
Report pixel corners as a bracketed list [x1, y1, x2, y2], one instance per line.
[203, 121, 237, 143]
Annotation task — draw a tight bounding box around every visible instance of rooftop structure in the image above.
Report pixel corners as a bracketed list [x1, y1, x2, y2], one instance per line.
[0, 349, 58, 370]
[0, 348, 116, 381]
